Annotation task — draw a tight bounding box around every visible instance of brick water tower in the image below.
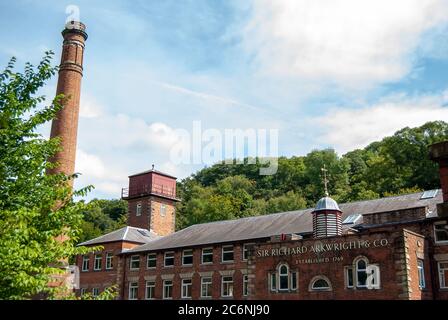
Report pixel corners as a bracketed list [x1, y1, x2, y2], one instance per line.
[122, 167, 180, 236]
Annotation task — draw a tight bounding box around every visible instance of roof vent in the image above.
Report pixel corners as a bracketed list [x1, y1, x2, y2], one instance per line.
[342, 214, 362, 225]
[137, 230, 150, 237]
[421, 189, 438, 200]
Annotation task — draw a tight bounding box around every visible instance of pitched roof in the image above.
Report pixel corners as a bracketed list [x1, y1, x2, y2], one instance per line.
[126, 189, 443, 253]
[78, 226, 160, 246]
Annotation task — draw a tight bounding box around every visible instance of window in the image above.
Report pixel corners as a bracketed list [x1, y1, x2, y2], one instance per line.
[434, 221, 448, 243]
[243, 274, 249, 296]
[222, 245, 234, 263]
[310, 278, 331, 291]
[129, 282, 138, 300]
[418, 260, 425, 289]
[181, 279, 192, 298]
[278, 264, 289, 290]
[342, 214, 361, 225]
[202, 248, 213, 264]
[243, 244, 253, 261]
[291, 271, 298, 290]
[421, 189, 438, 199]
[160, 203, 167, 217]
[201, 277, 212, 298]
[356, 258, 368, 287]
[270, 273, 277, 291]
[80, 288, 87, 295]
[136, 203, 142, 216]
[182, 249, 193, 265]
[94, 254, 102, 271]
[130, 255, 140, 270]
[82, 255, 89, 272]
[163, 280, 173, 299]
[106, 252, 113, 270]
[145, 281, 155, 300]
[92, 288, 99, 297]
[345, 267, 354, 288]
[164, 252, 175, 267]
[221, 276, 233, 297]
[147, 253, 157, 269]
[439, 261, 448, 289]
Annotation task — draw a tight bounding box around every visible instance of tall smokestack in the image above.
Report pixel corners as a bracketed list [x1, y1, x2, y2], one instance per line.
[48, 21, 87, 181]
[429, 140, 448, 216]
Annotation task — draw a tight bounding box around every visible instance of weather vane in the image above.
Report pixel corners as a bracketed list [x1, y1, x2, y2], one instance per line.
[321, 165, 329, 197]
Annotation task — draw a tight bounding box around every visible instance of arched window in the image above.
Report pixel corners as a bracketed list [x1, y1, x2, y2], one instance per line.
[278, 264, 289, 290]
[355, 257, 368, 288]
[309, 276, 332, 291]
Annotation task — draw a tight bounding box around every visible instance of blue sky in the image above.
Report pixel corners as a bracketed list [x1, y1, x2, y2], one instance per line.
[1, 0, 448, 200]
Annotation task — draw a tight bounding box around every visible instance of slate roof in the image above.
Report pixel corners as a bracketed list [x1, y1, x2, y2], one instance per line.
[78, 226, 160, 246]
[126, 189, 443, 253]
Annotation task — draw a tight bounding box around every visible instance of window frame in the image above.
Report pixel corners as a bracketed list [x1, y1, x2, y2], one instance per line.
[201, 247, 214, 265]
[242, 243, 254, 261]
[417, 260, 426, 289]
[94, 254, 102, 271]
[278, 264, 289, 291]
[438, 261, 448, 289]
[147, 253, 157, 269]
[160, 203, 167, 217]
[136, 202, 142, 216]
[221, 245, 234, 263]
[129, 255, 140, 270]
[182, 249, 193, 266]
[243, 274, 249, 296]
[309, 276, 332, 292]
[92, 287, 100, 297]
[80, 288, 87, 296]
[434, 221, 448, 244]
[105, 252, 113, 270]
[164, 251, 175, 267]
[290, 271, 298, 291]
[145, 281, 155, 300]
[201, 276, 212, 298]
[221, 276, 234, 298]
[163, 280, 173, 299]
[82, 255, 89, 272]
[355, 257, 368, 288]
[128, 282, 138, 300]
[181, 278, 193, 299]
[270, 273, 277, 292]
[345, 266, 354, 288]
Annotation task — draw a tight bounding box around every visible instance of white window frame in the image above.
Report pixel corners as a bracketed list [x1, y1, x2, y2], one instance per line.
[221, 276, 233, 297]
[434, 221, 448, 244]
[355, 257, 368, 288]
[92, 287, 100, 297]
[129, 255, 140, 270]
[82, 255, 89, 272]
[80, 288, 87, 295]
[201, 277, 212, 298]
[94, 254, 102, 271]
[147, 253, 157, 269]
[310, 277, 331, 291]
[145, 281, 155, 300]
[270, 273, 277, 292]
[182, 249, 193, 266]
[160, 203, 167, 217]
[417, 260, 425, 289]
[181, 279, 192, 299]
[128, 282, 138, 300]
[439, 261, 448, 289]
[163, 280, 173, 299]
[164, 251, 175, 267]
[278, 264, 289, 291]
[105, 252, 113, 270]
[243, 274, 249, 296]
[242, 243, 254, 261]
[345, 266, 354, 288]
[221, 245, 234, 263]
[201, 247, 213, 265]
[290, 271, 298, 291]
[136, 203, 142, 216]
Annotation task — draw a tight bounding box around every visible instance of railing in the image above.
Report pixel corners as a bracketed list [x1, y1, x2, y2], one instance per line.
[121, 184, 176, 199]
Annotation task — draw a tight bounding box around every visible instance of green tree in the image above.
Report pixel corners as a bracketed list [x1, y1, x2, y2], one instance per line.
[0, 53, 93, 299]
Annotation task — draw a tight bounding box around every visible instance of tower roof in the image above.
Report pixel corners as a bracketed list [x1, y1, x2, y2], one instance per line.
[314, 196, 341, 212]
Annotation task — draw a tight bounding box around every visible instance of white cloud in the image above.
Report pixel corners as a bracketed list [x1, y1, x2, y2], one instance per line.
[80, 95, 103, 118]
[242, 0, 448, 87]
[312, 90, 448, 154]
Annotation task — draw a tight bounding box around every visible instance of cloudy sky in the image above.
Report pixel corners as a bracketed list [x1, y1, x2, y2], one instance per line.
[1, 0, 448, 200]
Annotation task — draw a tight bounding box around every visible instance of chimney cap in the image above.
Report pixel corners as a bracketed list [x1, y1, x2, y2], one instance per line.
[62, 21, 88, 40]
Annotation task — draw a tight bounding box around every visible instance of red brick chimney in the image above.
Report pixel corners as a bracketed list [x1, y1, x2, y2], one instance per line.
[47, 21, 87, 182]
[429, 140, 448, 216]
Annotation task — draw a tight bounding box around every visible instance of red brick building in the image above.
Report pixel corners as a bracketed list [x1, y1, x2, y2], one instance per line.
[76, 141, 448, 300]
